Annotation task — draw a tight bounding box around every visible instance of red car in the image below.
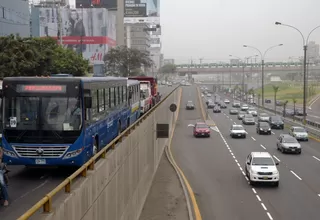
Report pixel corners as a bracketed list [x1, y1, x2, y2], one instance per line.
[193, 122, 210, 137]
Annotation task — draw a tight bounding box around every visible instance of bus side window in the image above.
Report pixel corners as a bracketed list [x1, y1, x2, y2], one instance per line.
[84, 91, 91, 123]
[110, 87, 115, 109]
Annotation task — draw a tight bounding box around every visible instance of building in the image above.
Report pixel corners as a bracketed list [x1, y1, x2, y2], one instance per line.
[307, 41, 320, 63]
[163, 59, 175, 65]
[124, 23, 150, 52]
[230, 59, 240, 65]
[0, 0, 30, 37]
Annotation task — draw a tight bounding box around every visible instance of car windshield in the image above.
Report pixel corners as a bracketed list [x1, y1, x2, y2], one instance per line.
[248, 108, 255, 111]
[283, 137, 298, 143]
[245, 114, 253, 118]
[232, 126, 244, 130]
[271, 117, 282, 122]
[260, 113, 268, 117]
[260, 123, 269, 128]
[252, 157, 274, 166]
[294, 128, 306, 132]
[188, 101, 193, 104]
[196, 124, 208, 128]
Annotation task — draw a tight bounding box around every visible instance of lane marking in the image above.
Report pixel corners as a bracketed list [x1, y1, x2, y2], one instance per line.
[237, 163, 241, 167]
[318, 194, 320, 197]
[168, 87, 202, 220]
[256, 195, 261, 202]
[245, 176, 249, 181]
[267, 212, 274, 220]
[260, 144, 266, 150]
[290, 170, 302, 180]
[232, 155, 236, 159]
[241, 171, 246, 175]
[273, 155, 281, 162]
[227, 116, 229, 118]
[239, 167, 243, 171]
[252, 188, 257, 194]
[251, 137, 256, 141]
[261, 203, 267, 211]
[230, 118, 233, 121]
[313, 156, 320, 162]
[271, 131, 275, 135]
[235, 159, 238, 163]
[233, 122, 236, 124]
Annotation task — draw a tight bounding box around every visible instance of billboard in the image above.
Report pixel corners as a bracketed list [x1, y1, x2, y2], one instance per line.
[124, 0, 160, 24]
[75, 0, 117, 9]
[150, 36, 160, 48]
[38, 7, 116, 64]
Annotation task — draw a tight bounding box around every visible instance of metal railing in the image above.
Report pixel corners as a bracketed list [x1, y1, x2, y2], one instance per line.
[17, 86, 180, 220]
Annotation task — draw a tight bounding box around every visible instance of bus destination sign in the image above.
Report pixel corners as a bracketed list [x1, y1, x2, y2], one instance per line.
[17, 85, 67, 93]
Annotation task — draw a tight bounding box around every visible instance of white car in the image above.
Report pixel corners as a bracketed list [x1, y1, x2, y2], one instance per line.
[230, 124, 247, 138]
[245, 152, 279, 187]
[241, 104, 249, 111]
[258, 113, 270, 122]
[207, 93, 212, 97]
[247, 108, 257, 116]
[224, 99, 230, 104]
[289, 126, 309, 141]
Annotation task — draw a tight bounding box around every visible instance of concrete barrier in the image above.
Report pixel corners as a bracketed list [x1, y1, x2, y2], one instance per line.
[28, 88, 180, 220]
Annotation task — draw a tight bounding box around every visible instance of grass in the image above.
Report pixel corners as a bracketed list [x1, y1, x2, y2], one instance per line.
[254, 82, 320, 105]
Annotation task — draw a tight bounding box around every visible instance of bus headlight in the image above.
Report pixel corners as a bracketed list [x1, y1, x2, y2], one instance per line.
[3, 149, 18, 158]
[63, 148, 83, 159]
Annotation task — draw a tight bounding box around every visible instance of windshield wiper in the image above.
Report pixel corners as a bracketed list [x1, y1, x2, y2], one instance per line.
[17, 130, 27, 140]
[52, 130, 63, 139]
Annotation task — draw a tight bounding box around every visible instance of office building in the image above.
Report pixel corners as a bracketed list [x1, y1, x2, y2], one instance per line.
[124, 23, 150, 52]
[0, 0, 30, 37]
[164, 59, 175, 65]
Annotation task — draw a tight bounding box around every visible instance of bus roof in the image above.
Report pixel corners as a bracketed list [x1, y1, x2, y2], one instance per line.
[3, 76, 127, 83]
[127, 79, 140, 86]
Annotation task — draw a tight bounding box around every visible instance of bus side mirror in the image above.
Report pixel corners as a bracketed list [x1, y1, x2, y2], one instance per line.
[84, 97, 92, 108]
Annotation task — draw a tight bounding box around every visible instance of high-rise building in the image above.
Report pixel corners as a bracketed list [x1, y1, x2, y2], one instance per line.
[124, 23, 150, 52]
[0, 0, 30, 37]
[307, 41, 319, 63]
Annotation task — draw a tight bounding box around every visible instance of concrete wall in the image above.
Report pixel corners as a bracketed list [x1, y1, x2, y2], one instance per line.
[33, 88, 180, 220]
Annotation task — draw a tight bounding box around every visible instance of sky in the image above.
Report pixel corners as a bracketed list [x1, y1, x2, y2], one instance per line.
[160, 0, 320, 64]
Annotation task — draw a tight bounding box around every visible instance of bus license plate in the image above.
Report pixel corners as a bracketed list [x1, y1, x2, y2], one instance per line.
[35, 159, 46, 165]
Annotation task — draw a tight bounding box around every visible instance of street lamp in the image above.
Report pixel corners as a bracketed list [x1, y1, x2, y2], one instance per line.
[243, 43, 283, 107]
[275, 21, 320, 124]
[229, 54, 257, 102]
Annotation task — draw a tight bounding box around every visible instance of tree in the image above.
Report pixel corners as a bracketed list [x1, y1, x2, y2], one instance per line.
[103, 46, 153, 77]
[0, 35, 89, 77]
[159, 63, 176, 74]
[273, 85, 279, 114]
[292, 98, 297, 116]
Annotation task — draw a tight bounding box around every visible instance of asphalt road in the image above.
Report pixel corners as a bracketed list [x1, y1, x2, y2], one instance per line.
[171, 86, 270, 220]
[206, 93, 320, 219]
[0, 86, 175, 220]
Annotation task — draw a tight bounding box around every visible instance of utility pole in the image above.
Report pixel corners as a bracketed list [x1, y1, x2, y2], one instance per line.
[56, 1, 63, 45]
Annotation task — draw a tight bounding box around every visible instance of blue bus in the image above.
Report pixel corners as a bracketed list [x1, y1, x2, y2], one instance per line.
[2, 77, 131, 166]
[127, 80, 141, 125]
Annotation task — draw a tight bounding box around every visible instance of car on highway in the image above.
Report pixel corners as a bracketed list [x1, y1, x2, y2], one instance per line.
[186, 82, 191, 86]
[206, 99, 212, 105]
[167, 82, 172, 86]
[276, 100, 284, 106]
[247, 107, 257, 116]
[245, 152, 279, 187]
[237, 111, 246, 120]
[224, 99, 230, 104]
[220, 102, 227, 109]
[201, 94, 204, 98]
[289, 126, 308, 141]
[256, 122, 271, 135]
[229, 108, 239, 115]
[207, 93, 212, 97]
[241, 104, 249, 111]
[265, 99, 271, 103]
[193, 122, 210, 137]
[277, 134, 302, 154]
[186, 101, 195, 110]
[242, 114, 255, 125]
[232, 101, 241, 108]
[258, 113, 270, 122]
[230, 124, 247, 138]
[207, 101, 215, 109]
[213, 106, 221, 113]
[284, 108, 294, 116]
[295, 108, 307, 116]
[269, 116, 284, 129]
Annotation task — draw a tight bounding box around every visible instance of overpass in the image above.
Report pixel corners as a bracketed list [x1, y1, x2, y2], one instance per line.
[176, 65, 320, 75]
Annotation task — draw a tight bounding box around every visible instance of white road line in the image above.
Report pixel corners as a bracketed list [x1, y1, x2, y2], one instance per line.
[237, 163, 241, 167]
[318, 194, 320, 197]
[261, 203, 267, 211]
[242, 171, 246, 176]
[267, 212, 274, 220]
[290, 170, 302, 180]
[313, 156, 320, 162]
[239, 167, 243, 171]
[230, 118, 233, 121]
[231, 152, 234, 156]
[271, 131, 275, 134]
[260, 144, 266, 150]
[256, 195, 261, 202]
[273, 155, 281, 162]
[232, 155, 236, 159]
[235, 159, 238, 163]
[233, 122, 236, 124]
[252, 188, 257, 194]
[251, 137, 256, 141]
[245, 176, 249, 181]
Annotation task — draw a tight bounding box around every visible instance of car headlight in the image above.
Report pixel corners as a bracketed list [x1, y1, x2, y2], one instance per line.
[260, 128, 263, 130]
[268, 128, 271, 130]
[251, 171, 258, 175]
[273, 171, 279, 175]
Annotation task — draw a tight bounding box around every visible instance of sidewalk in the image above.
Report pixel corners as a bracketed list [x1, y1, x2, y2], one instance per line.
[139, 153, 189, 220]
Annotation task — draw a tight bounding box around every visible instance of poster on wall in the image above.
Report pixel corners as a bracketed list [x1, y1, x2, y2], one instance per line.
[124, 0, 160, 23]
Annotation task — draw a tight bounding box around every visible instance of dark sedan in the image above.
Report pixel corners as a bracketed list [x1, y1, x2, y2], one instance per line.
[269, 116, 284, 129]
[186, 101, 195, 110]
[207, 102, 215, 109]
[256, 122, 271, 135]
[213, 106, 221, 113]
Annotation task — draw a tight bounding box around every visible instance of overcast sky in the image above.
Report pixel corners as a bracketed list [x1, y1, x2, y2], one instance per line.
[161, 0, 320, 64]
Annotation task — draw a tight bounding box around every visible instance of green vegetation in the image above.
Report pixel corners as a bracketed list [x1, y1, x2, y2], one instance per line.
[254, 82, 320, 104]
[159, 63, 177, 74]
[0, 35, 89, 77]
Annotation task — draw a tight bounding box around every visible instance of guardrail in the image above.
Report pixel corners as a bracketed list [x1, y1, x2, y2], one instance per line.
[17, 86, 180, 220]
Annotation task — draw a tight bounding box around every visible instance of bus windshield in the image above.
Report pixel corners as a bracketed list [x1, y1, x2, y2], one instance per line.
[4, 96, 82, 131]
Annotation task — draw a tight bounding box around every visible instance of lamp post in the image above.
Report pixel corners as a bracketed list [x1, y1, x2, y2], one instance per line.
[275, 21, 320, 124]
[243, 44, 283, 107]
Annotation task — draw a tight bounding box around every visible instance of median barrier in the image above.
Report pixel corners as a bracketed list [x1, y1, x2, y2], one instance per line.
[18, 86, 181, 220]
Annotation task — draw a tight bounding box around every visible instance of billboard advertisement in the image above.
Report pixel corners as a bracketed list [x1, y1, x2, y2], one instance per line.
[124, 0, 160, 24]
[150, 35, 160, 48]
[38, 7, 116, 64]
[75, 0, 117, 9]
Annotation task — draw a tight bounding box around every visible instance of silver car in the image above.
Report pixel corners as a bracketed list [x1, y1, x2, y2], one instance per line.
[238, 111, 246, 120]
[247, 108, 257, 116]
[242, 114, 255, 125]
[289, 126, 309, 141]
[277, 134, 302, 154]
[229, 108, 239, 115]
[258, 113, 270, 122]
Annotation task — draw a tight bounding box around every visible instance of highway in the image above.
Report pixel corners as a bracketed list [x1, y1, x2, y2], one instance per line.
[171, 85, 320, 220]
[171, 86, 270, 220]
[0, 85, 175, 220]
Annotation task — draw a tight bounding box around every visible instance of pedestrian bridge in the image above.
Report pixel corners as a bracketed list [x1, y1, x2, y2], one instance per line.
[176, 65, 320, 75]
